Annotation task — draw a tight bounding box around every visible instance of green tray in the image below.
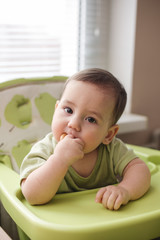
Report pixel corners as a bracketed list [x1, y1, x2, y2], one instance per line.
[0, 145, 160, 240]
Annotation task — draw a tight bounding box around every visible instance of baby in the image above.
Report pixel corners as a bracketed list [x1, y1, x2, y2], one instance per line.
[20, 68, 151, 210]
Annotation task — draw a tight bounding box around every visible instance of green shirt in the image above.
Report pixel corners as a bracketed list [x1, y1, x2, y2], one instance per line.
[20, 133, 137, 193]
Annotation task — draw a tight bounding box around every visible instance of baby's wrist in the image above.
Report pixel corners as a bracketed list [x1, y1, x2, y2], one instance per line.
[48, 153, 70, 169]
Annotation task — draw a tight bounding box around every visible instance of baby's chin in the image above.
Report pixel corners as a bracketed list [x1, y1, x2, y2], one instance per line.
[83, 146, 98, 155]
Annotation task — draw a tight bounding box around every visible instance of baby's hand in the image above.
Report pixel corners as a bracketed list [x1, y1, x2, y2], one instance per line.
[54, 134, 84, 167]
[95, 185, 130, 210]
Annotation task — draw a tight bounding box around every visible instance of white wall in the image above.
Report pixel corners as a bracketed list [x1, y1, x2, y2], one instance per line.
[107, 0, 137, 112]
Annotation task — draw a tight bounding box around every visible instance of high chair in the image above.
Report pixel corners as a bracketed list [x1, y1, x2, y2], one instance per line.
[0, 77, 160, 240]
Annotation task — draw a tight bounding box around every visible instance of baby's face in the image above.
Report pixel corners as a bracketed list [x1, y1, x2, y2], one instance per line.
[52, 80, 115, 153]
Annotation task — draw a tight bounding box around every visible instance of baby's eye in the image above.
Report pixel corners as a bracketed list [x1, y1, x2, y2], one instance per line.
[64, 107, 73, 114]
[86, 117, 96, 124]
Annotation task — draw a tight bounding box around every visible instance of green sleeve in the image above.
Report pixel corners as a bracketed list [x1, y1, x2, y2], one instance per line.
[20, 133, 56, 182]
[110, 138, 137, 177]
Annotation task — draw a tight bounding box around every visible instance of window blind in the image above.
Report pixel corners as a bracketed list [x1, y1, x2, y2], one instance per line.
[0, 0, 109, 83]
[0, 0, 79, 82]
[0, 25, 61, 80]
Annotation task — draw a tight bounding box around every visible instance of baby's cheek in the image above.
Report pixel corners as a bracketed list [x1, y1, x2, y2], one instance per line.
[83, 135, 100, 153]
[51, 124, 60, 141]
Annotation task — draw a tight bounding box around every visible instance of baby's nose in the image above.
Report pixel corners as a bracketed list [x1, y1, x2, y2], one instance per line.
[68, 116, 81, 132]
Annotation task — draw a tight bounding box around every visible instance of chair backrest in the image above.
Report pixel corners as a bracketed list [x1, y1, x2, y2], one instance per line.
[0, 76, 67, 172]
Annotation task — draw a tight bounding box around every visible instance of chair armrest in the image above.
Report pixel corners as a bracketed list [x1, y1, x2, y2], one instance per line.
[127, 144, 160, 164]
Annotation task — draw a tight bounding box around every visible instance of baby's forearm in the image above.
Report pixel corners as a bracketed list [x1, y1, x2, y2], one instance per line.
[21, 155, 68, 205]
[21, 135, 84, 205]
[118, 158, 151, 200]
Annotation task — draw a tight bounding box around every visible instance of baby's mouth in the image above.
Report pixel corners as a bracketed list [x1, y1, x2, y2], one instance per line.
[60, 132, 78, 140]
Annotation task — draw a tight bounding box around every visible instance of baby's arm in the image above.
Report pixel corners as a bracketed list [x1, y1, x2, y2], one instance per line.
[95, 158, 151, 210]
[21, 135, 84, 205]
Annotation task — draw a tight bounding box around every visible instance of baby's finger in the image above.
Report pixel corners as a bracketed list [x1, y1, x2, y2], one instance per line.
[95, 187, 106, 203]
[102, 191, 118, 210]
[74, 138, 85, 149]
[113, 195, 123, 210]
[114, 191, 129, 210]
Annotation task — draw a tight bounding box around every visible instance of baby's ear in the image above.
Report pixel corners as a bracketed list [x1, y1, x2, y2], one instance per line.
[103, 125, 119, 145]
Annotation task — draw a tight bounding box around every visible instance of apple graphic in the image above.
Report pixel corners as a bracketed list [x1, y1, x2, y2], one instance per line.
[35, 93, 56, 125]
[12, 140, 32, 169]
[0, 150, 12, 168]
[4, 95, 32, 129]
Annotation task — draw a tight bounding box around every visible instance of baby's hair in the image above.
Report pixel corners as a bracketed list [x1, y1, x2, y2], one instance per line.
[63, 68, 127, 125]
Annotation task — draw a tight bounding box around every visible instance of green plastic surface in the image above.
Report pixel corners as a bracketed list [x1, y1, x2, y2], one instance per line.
[0, 146, 160, 240]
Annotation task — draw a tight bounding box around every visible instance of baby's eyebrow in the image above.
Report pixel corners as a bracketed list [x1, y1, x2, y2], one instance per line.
[61, 100, 75, 106]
